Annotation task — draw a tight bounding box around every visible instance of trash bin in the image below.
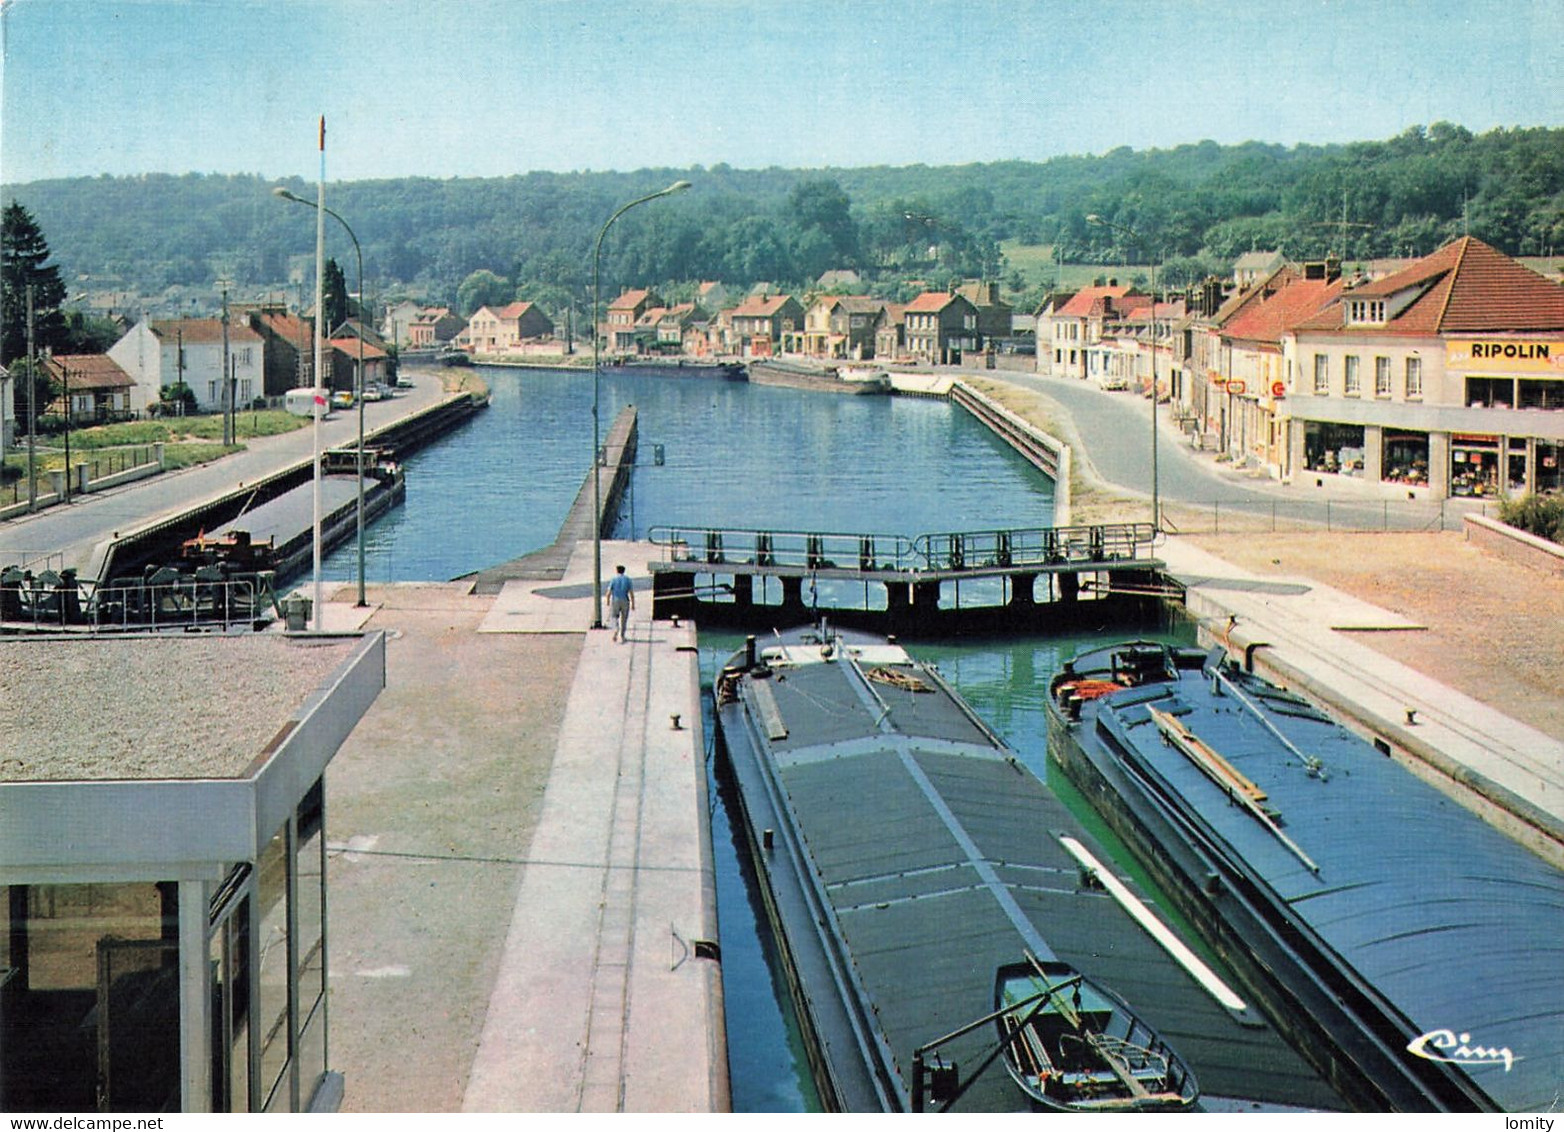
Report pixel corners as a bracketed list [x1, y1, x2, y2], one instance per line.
[282, 594, 312, 631]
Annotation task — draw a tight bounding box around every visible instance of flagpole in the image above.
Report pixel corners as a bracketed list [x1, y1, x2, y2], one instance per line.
[313, 115, 326, 630]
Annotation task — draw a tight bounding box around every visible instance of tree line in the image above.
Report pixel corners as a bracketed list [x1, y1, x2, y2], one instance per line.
[4, 122, 1561, 324]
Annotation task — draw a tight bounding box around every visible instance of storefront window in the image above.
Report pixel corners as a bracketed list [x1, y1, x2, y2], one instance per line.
[1451, 434, 1500, 496]
[1537, 442, 1563, 493]
[1304, 422, 1365, 474]
[1383, 431, 1429, 485]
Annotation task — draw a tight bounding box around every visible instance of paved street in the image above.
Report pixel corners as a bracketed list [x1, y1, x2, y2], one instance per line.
[0, 370, 450, 574]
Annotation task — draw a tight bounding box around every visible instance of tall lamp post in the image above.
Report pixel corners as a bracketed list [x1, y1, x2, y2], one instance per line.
[274, 185, 369, 607]
[1087, 214, 1160, 530]
[590, 180, 691, 630]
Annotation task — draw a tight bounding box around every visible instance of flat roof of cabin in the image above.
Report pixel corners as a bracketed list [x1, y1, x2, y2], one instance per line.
[0, 635, 362, 781]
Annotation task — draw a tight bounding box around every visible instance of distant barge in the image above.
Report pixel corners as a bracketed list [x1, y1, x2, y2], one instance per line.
[746, 359, 890, 394]
[1046, 641, 1564, 1112]
[715, 625, 1341, 1112]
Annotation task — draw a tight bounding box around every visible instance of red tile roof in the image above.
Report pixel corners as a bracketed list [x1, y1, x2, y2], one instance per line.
[150, 317, 263, 344]
[328, 337, 388, 360]
[1055, 285, 1130, 318]
[253, 311, 314, 344]
[731, 294, 797, 317]
[44, 354, 136, 390]
[608, 289, 652, 310]
[1221, 275, 1343, 344]
[494, 301, 536, 320]
[905, 291, 966, 313]
[1295, 237, 1564, 335]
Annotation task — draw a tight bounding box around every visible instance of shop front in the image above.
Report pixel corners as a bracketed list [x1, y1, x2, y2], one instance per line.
[1304, 421, 1366, 477]
[1450, 433, 1501, 497]
[1382, 430, 1430, 487]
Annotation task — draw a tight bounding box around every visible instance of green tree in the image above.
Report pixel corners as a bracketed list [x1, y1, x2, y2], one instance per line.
[323, 257, 350, 332]
[457, 269, 512, 315]
[2, 201, 68, 364]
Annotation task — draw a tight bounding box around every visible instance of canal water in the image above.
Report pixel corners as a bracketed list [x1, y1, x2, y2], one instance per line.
[320, 367, 1190, 1111]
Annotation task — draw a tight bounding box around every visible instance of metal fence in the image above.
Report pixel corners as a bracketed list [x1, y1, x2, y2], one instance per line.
[1, 446, 158, 505]
[647, 522, 1157, 573]
[1, 569, 274, 632]
[1159, 497, 1498, 536]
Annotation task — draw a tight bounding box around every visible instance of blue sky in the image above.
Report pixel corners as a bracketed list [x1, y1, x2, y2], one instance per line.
[3, 0, 1560, 184]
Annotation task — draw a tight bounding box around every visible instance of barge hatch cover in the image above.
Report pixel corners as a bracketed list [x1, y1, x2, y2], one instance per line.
[718, 640, 1344, 1112]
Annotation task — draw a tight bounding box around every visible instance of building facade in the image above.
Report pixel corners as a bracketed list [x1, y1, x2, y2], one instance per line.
[1281, 238, 1564, 498]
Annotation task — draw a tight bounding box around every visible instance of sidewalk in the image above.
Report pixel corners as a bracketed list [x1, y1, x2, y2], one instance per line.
[1159, 536, 1564, 866]
[462, 541, 728, 1111]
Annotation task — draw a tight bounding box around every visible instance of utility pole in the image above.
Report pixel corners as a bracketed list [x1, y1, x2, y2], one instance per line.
[220, 283, 232, 445]
[25, 285, 36, 511]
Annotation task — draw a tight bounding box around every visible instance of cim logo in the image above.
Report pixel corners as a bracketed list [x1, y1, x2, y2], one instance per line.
[1407, 1028, 1516, 1072]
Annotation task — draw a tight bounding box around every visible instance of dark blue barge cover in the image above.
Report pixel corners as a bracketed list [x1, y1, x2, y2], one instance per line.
[1047, 641, 1564, 1112]
[715, 628, 1341, 1113]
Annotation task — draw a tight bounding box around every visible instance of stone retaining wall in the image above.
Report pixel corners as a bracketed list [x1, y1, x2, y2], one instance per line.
[1463, 512, 1564, 578]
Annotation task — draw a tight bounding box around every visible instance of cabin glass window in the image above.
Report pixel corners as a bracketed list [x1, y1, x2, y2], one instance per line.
[257, 825, 293, 1109]
[1, 883, 179, 1112]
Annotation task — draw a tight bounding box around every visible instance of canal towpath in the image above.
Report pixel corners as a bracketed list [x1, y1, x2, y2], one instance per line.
[0, 371, 451, 576]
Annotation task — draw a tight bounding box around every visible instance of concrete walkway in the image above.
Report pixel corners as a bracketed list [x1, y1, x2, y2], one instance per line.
[1160, 536, 1564, 865]
[460, 540, 728, 1112]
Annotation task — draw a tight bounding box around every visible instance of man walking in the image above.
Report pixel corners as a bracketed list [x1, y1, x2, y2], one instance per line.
[606, 564, 634, 643]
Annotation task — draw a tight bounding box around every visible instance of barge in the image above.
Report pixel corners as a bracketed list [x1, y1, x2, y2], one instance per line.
[747, 359, 890, 395]
[1046, 641, 1564, 1112]
[714, 625, 1342, 1112]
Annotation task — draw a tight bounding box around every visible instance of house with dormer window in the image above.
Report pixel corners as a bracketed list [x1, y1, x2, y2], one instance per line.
[1282, 237, 1564, 498]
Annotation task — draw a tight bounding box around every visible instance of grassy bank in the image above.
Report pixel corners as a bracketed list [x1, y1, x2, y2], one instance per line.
[2, 410, 308, 479]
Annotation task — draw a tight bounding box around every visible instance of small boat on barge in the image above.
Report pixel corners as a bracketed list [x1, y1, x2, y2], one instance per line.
[715, 625, 1341, 1113]
[1046, 641, 1564, 1113]
[994, 956, 1199, 1111]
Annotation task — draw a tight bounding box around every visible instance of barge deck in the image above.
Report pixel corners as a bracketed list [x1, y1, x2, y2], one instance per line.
[714, 626, 1342, 1112]
[1046, 641, 1564, 1112]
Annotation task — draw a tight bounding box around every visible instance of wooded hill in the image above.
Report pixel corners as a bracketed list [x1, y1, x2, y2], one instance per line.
[5, 122, 1560, 313]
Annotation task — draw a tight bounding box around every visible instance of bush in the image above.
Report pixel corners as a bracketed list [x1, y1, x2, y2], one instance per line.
[1498, 493, 1564, 545]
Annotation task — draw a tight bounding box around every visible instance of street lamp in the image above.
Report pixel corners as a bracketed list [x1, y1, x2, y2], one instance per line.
[274, 185, 369, 607]
[590, 180, 691, 630]
[1087, 214, 1160, 530]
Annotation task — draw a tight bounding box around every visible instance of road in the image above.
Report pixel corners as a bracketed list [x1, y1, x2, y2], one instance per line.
[999, 370, 1485, 532]
[0, 371, 450, 575]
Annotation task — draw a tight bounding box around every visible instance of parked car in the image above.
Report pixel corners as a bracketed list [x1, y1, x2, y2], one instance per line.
[331, 390, 354, 410]
[394, 375, 414, 390]
[362, 383, 390, 402]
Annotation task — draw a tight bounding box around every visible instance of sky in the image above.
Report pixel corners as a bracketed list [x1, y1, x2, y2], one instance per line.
[2, 0, 1561, 185]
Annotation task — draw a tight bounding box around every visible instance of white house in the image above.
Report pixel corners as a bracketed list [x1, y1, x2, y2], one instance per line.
[1, 362, 13, 454]
[109, 317, 266, 414]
